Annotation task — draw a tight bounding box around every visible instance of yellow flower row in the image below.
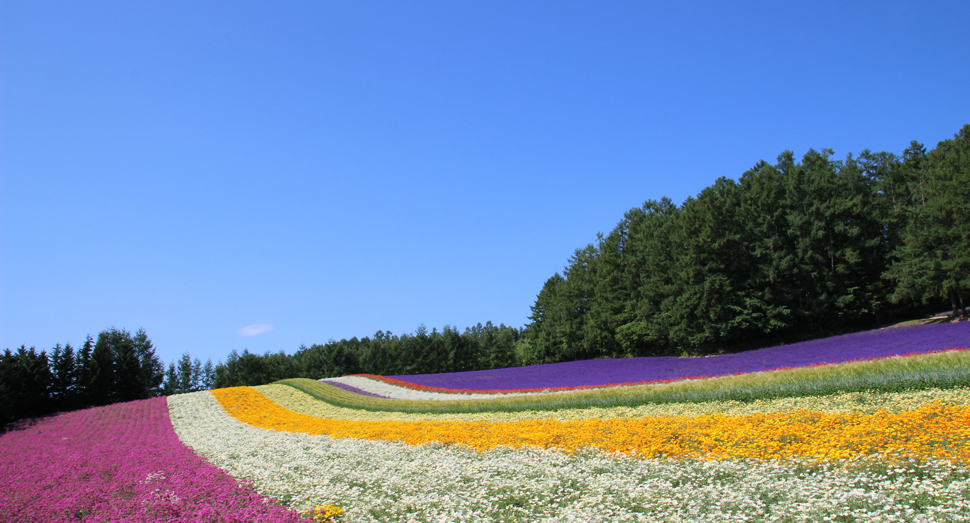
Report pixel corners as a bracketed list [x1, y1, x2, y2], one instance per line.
[213, 387, 970, 462]
[255, 383, 970, 422]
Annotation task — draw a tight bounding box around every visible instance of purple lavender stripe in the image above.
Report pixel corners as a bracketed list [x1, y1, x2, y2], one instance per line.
[390, 322, 970, 391]
[0, 396, 308, 523]
[323, 380, 389, 398]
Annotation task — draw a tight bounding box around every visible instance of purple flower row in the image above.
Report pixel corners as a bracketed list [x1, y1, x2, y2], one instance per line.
[0, 397, 308, 523]
[390, 322, 970, 391]
[323, 380, 388, 398]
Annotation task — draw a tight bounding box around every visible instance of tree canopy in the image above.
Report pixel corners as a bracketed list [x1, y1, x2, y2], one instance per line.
[523, 125, 970, 362]
[0, 328, 198, 430]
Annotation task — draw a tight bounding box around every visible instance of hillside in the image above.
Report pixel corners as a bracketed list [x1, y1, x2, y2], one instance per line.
[2, 322, 969, 522]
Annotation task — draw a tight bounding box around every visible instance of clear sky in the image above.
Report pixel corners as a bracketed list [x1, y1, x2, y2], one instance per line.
[3, 1, 969, 366]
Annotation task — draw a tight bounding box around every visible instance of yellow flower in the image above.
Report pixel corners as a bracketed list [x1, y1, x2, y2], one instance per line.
[304, 503, 344, 521]
[212, 387, 970, 463]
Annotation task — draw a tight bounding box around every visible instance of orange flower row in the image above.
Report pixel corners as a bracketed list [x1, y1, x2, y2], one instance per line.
[212, 386, 970, 462]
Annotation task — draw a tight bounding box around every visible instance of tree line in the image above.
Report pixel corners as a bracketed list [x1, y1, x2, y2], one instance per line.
[212, 322, 525, 386]
[2, 322, 527, 428]
[524, 124, 969, 363]
[0, 328, 214, 430]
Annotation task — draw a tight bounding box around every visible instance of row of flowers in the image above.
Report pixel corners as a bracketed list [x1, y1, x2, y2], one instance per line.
[171, 389, 970, 522]
[361, 346, 970, 395]
[322, 375, 563, 401]
[0, 396, 309, 523]
[257, 382, 970, 423]
[212, 386, 970, 462]
[383, 323, 970, 391]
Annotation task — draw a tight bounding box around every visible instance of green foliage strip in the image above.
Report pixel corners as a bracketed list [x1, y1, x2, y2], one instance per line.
[278, 350, 970, 414]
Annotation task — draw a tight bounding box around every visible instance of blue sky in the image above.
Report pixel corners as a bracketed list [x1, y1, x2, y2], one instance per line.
[3, 1, 969, 366]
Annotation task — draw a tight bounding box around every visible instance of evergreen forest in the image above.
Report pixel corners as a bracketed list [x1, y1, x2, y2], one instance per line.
[525, 125, 970, 363]
[0, 328, 215, 429]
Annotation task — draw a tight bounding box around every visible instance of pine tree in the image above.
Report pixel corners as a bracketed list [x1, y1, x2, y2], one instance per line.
[201, 359, 215, 390]
[113, 334, 143, 402]
[163, 362, 179, 395]
[613, 198, 681, 356]
[88, 334, 116, 406]
[75, 335, 94, 407]
[133, 329, 164, 396]
[887, 125, 970, 316]
[50, 343, 78, 410]
[178, 353, 194, 392]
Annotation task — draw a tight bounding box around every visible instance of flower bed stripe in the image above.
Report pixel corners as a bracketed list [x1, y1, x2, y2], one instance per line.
[255, 383, 970, 422]
[371, 346, 970, 395]
[279, 350, 970, 415]
[322, 379, 389, 399]
[0, 396, 308, 523]
[388, 323, 970, 391]
[322, 375, 561, 400]
[212, 386, 970, 462]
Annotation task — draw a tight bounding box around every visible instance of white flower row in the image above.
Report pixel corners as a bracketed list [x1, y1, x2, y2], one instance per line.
[263, 384, 970, 423]
[168, 391, 970, 522]
[321, 375, 566, 400]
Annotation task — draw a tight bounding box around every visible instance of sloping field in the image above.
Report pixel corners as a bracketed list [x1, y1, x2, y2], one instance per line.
[0, 397, 308, 523]
[387, 322, 970, 392]
[3, 322, 970, 522]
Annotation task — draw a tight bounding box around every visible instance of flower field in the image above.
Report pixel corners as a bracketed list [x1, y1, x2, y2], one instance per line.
[0, 397, 308, 523]
[388, 322, 970, 392]
[170, 391, 970, 522]
[3, 322, 970, 521]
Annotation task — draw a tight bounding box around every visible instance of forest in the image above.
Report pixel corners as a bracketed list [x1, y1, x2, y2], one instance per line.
[524, 126, 970, 363]
[0, 328, 214, 429]
[212, 322, 526, 388]
[3, 124, 968, 428]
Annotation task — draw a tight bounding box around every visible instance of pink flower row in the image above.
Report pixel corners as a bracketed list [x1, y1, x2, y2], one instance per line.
[0, 396, 308, 523]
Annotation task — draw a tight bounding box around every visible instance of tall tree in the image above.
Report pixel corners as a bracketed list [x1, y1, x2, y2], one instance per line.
[87, 333, 116, 406]
[447, 325, 476, 372]
[74, 335, 95, 407]
[666, 178, 750, 353]
[487, 323, 519, 370]
[113, 333, 143, 402]
[201, 359, 215, 390]
[527, 273, 567, 363]
[0, 347, 53, 427]
[734, 159, 796, 341]
[49, 343, 78, 410]
[557, 244, 599, 361]
[586, 226, 632, 358]
[613, 198, 681, 356]
[887, 125, 970, 316]
[133, 329, 164, 397]
[163, 362, 179, 395]
[177, 353, 195, 392]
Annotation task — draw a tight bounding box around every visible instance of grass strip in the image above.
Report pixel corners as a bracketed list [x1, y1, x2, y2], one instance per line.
[277, 349, 970, 414]
[212, 386, 970, 462]
[254, 383, 970, 422]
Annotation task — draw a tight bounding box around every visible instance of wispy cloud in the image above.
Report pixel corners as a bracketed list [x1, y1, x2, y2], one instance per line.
[239, 324, 273, 336]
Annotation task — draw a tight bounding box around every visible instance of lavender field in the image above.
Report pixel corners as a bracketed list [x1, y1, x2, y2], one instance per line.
[390, 322, 970, 391]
